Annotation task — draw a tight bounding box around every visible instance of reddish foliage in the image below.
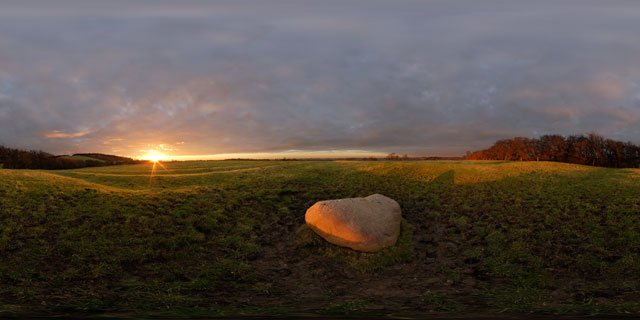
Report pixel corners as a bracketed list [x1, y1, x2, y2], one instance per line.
[464, 134, 640, 168]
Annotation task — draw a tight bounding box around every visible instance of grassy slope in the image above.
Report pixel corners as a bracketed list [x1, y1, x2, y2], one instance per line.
[0, 161, 639, 316]
[58, 155, 106, 162]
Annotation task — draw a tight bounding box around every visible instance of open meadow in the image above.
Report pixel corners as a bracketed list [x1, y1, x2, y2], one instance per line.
[1, 160, 639, 317]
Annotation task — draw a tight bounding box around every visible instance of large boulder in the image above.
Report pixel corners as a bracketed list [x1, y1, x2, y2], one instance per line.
[305, 194, 402, 252]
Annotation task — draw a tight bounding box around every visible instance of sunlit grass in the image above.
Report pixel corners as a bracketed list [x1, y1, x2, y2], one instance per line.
[1, 160, 639, 315]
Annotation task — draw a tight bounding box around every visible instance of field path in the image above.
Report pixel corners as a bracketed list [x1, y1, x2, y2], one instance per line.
[59, 165, 276, 177]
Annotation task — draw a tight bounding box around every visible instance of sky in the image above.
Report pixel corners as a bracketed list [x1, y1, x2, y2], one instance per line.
[1, 0, 640, 159]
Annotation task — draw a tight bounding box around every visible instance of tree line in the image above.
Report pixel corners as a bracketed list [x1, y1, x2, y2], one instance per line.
[464, 134, 640, 168]
[0, 145, 142, 170]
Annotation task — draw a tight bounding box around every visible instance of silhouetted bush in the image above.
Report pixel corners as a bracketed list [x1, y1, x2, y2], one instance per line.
[386, 153, 400, 160]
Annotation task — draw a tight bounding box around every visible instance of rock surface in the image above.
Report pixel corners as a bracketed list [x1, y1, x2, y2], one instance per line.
[305, 194, 402, 252]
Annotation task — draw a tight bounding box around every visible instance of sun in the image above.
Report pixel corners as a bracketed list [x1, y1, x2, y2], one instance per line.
[142, 151, 167, 163]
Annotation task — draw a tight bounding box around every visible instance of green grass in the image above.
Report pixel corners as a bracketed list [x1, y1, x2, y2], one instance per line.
[296, 219, 414, 271]
[0, 160, 639, 316]
[323, 299, 374, 315]
[419, 291, 465, 311]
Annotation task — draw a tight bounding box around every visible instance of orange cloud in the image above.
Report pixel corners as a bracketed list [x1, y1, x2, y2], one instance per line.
[584, 76, 626, 100]
[534, 105, 582, 120]
[510, 76, 627, 101]
[44, 130, 89, 138]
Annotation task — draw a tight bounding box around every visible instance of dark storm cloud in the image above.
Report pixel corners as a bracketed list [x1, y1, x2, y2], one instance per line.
[1, 0, 640, 157]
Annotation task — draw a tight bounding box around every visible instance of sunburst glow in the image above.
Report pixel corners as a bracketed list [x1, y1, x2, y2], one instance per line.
[145, 152, 170, 184]
[142, 151, 167, 163]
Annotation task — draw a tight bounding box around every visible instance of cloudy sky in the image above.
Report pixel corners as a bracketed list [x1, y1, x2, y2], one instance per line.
[1, 0, 640, 159]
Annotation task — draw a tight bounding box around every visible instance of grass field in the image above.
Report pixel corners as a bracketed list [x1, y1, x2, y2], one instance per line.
[1, 160, 639, 317]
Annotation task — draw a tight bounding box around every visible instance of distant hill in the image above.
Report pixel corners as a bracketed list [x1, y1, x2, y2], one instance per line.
[223, 156, 464, 161]
[59, 155, 105, 162]
[414, 156, 463, 161]
[0, 145, 143, 170]
[73, 153, 142, 165]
